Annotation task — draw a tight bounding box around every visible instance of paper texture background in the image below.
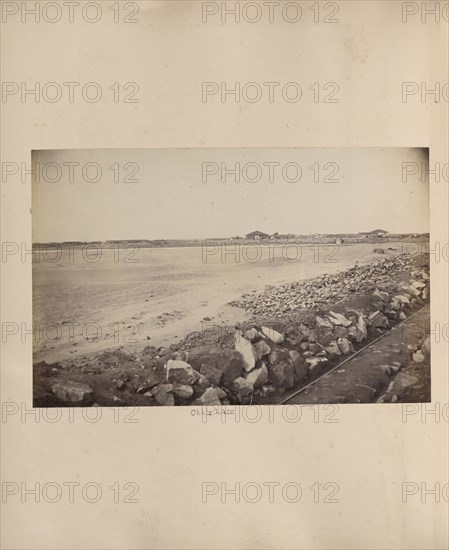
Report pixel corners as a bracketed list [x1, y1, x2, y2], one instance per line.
[1, 1, 448, 548]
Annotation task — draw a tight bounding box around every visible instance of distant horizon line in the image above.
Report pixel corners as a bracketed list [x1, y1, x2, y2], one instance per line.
[33, 231, 430, 244]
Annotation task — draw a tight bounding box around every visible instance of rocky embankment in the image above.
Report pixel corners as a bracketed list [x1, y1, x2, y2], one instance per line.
[34, 253, 430, 407]
[230, 253, 428, 316]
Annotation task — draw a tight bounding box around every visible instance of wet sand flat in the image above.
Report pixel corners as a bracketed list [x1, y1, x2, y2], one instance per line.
[33, 242, 408, 363]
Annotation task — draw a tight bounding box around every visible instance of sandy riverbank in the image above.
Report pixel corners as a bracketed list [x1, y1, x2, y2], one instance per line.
[32, 242, 414, 364]
[33, 249, 430, 407]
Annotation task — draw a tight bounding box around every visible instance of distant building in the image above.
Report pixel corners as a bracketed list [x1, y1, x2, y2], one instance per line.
[245, 230, 269, 240]
[358, 229, 389, 236]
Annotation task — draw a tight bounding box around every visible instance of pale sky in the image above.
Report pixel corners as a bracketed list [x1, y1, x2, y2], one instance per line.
[32, 147, 429, 242]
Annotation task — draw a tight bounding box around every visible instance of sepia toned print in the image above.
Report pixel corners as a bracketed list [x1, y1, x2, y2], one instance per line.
[31, 147, 431, 407]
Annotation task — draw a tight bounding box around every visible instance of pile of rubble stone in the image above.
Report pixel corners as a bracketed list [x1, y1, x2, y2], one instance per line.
[230, 254, 424, 316]
[37, 254, 430, 407]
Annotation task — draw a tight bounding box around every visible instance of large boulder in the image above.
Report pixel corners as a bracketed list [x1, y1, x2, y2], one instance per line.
[50, 379, 94, 405]
[389, 297, 402, 311]
[153, 384, 175, 406]
[215, 387, 227, 400]
[315, 316, 333, 329]
[233, 377, 253, 404]
[333, 326, 350, 339]
[199, 363, 223, 386]
[253, 340, 271, 360]
[245, 328, 262, 342]
[337, 338, 354, 355]
[285, 325, 303, 346]
[298, 324, 317, 342]
[306, 356, 328, 377]
[368, 311, 389, 329]
[327, 311, 352, 327]
[412, 350, 425, 363]
[412, 280, 425, 290]
[234, 337, 257, 372]
[167, 360, 200, 385]
[324, 340, 341, 358]
[172, 385, 194, 399]
[186, 347, 243, 386]
[143, 368, 167, 389]
[315, 316, 334, 343]
[396, 294, 410, 305]
[220, 353, 244, 385]
[268, 347, 290, 364]
[308, 343, 324, 355]
[267, 360, 295, 389]
[405, 284, 421, 297]
[192, 374, 211, 398]
[245, 363, 269, 389]
[370, 291, 388, 311]
[356, 316, 367, 338]
[347, 315, 368, 343]
[289, 350, 308, 384]
[261, 326, 284, 344]
[259, 385, 275, 397]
